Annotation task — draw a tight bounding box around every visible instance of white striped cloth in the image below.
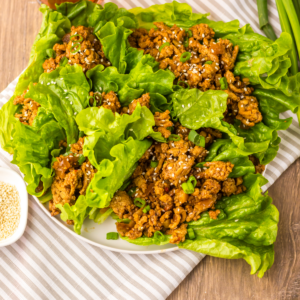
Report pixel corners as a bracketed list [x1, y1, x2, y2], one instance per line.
[0, 1, 299, 299]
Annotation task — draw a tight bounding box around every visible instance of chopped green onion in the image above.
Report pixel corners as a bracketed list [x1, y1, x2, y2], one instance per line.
[128, 187, 136, 197]
[181, 181, 194, 194]
[187, 228, 195, 239]
[150, 161, 158, 168]
[204, 60, 213, 65]
[194, 162, 206, 168]
[183, 39, 189, 48]
[188, 130, 205, 147]
[159, 42, 170, 52]
[78, 154, 86, 165]
[134, 198, 146, 208]
[220, 77, 228, 90]
[180, 52, 192, 62]
[182, 176, 198, 194]
[167, 134, 181, 141]
[46, 49, 56, 58]
[119, 218, 131, 224]
[106, 232, 119, 240]
[187, 30, 193, 37]
[142, 205, 150, 213]
[69, 34, 83, 54]
[178, 81, 190, 89]
[154, 231, 165, 242]
[70, 33, 83, 42]
[188, 175, 197, 187]
[70, 43, 81, 54]
[62, 151, 73, 157]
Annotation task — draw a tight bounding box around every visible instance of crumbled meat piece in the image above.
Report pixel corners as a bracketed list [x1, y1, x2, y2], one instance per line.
[221, 178, 237, 196]
[154, 110, 173, 138]
[249, 155, 265, 174]
[50, 138, 96, 216]
[236, 96, 263, 127]
[101, 91, 121, 114]
[198, 161, 234, 181]
[110, 191, 135, 219]
[13, 86, 40, 126]
[168, 224, 188, 244]
[209, 209, 221, 220]
[43, 25, 110, 73]
[70, 137, 84, 154]
[128, 93, 151, 114]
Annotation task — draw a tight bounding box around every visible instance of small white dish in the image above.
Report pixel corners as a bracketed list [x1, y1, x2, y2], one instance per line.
[0, 167, 28, 247]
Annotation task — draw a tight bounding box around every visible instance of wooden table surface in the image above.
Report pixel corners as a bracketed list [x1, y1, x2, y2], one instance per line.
[1, 1, 300, 299]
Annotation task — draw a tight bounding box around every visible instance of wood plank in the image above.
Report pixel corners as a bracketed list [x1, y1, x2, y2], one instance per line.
[1, 1, 299, 299]
[0, 0, 42, 92]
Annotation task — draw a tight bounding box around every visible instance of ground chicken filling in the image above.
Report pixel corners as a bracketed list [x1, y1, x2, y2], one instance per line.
[13, 85, 40, 126]
[110, 123, 246, 244]
[129, 22, 262, 127]
[49, 138, 96, 223]
[43, 25, 110, 73]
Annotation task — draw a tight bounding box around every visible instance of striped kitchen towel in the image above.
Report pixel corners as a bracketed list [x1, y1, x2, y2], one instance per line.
[0, 1, 300, 299]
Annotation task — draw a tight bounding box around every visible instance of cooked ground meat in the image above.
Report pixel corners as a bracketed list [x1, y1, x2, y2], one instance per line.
[89, 91, 153, 117]
[89, 91, 122, 114]
[127, 93, 151, 114]
[129, 22, 262, 127]
[110, 124, 246, 244]
[49, 137, 96, 217]
[13, 86, 40, 126]
[249, 155, 265, 174]
[154, 110, 174, 138]
[43, 25, 110, 73]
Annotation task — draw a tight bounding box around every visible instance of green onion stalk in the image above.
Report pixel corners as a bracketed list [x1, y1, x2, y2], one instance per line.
[282, 0, 300, 74]
[257, 0, 277, 40]
[276, 0, 299, 75]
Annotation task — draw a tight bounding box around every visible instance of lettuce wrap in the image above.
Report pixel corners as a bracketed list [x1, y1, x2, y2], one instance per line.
[128, 1, 300, 164]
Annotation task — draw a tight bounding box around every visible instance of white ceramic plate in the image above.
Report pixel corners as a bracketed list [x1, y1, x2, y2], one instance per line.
[33, 196, 178, 254]
[32, 166, 267, 253]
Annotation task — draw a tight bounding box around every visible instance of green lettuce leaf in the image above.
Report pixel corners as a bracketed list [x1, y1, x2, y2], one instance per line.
[87, 55, 174, 107]
[129, 1, 239, 37]
[0, 5, 70, 152]
[204, 139, 255, 177]
[85, 137, 152, 208]
[25, 65, 90, 145]
[57, 0, 137, 73]
[56, 1, 137, 31]
[11, 111, 65, 197]
[172, 88, 269, 154]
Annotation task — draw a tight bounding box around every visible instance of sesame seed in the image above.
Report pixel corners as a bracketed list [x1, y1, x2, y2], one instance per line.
[0, 182, 20, 241]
